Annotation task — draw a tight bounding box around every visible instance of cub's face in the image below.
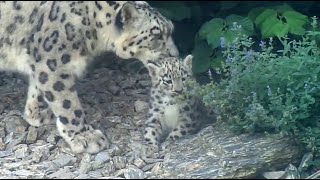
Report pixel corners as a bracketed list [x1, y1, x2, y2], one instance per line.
[146, 55, 193, 95]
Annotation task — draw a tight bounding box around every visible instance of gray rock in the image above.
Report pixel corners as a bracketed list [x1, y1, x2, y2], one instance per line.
[151, 162, 163, 175]
[47, 168, 76, 179]
[26, 126, 37, 144]
[91, 151, 111, 170]
[53, 153, 77, 168]
[156, 125, 301, 179]
[5, 133, 26, 151]
[4, 115, 29, 134]
[0, 126, 5, 138]
[134, 100, 148, 113]
[138, 80, 151, 87]
[74, 174, 91, 179]
[0, 150, 12, 158]
[104, 162, 116, 176]
[133, 158, 146, 169]
[46, 134, 57, 144]
[123, 165, 146, 179]
[107, 82, 121, 95]
[141, 163, 157, 172]
[79, 153, 93, 174]
[113, 156, 127, 170]
[119, 78, 136, 89]
[14, 144, 29, 159]
[107, 144, 123, 157]
[0, 138, 5, 150]
[89, 169, 104, 178]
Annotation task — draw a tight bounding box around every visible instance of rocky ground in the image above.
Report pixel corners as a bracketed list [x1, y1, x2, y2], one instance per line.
[0, 52, 309, 179]
[0, 53, 173, 179]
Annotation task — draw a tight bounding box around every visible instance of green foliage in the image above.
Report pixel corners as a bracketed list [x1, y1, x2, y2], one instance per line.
[193, 16, 320, 154]
[253, 5, 309, 38]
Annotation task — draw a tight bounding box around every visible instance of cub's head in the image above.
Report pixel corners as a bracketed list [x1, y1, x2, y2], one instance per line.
[113, 1, 179, 62]
[146, 54, 193, 94]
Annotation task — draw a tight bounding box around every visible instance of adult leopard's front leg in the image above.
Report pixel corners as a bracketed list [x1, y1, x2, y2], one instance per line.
[36, 72, 108, 154]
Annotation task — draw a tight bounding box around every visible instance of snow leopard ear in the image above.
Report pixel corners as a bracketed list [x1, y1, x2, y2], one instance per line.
[146, 61, 160, 77]
[120, 2, 140, 26]
[183, 54, 193, 72]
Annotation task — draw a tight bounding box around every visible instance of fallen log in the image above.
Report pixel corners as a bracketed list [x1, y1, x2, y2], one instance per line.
[155, 125, 303, 179]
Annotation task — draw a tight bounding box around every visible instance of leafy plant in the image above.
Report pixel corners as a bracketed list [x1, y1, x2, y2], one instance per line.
[253, 4, 309, 38]
[192, 16, 320, 154]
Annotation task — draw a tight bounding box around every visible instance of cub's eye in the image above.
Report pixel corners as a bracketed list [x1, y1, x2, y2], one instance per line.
[165, 80, 172, 84]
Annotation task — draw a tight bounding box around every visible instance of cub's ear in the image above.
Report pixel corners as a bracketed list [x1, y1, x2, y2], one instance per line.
[146, 61, 160, 77]
[183, 54, 193, 71]
[120, 2, 140, 26]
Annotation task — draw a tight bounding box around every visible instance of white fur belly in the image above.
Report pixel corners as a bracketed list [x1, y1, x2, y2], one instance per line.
[163, 104, 180, 130]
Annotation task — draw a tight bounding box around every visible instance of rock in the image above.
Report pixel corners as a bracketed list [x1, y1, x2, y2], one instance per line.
[104, 162, 116, 175]
[26, 126, 37, 144]
[52, 153, 77, 168]
[14, 144, 29, 159]
[107, 144, 123, 157]
[74, 174, 91, 179]
[119, 78, 136, 89]
[138, 80, 151, 87]
[107, 82, 121, 95]
[134, 100, 148, 113]
[89, 169, 104, 178]
[141, 163, 157, 172]
[47, 167, 76, 179]
[123, 165, 146, 179]
[0, 126, 5, 138]
[0, 138, 5, 150]
[4, 115, 29, 134]
[46, 134, 57, 144]
[5, 132, 26, 151]
[113, 156, 127, 170]
[156, 125, 302, 179]
[151, 162, 163, 175]
[0, 150, 12, 158]
[95, 151, 111, 163]
[133, 158, 146, 169]
[79, 153, 93, 174]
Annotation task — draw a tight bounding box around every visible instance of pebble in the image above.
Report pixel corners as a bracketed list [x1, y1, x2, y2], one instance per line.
[123, 165, 146, 179]
[113, 156, 127, 170]
[53, 154, 77, 168]
[79, 153, 93, 174]
[26, 126, 38, 144]
[134, 100, 148, 112]
[14, 144, 29, 159]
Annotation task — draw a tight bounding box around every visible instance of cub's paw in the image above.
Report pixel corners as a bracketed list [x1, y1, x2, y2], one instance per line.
[69, 129, 109, 154]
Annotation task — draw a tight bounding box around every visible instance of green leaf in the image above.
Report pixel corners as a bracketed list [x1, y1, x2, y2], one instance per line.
[192, 41, 213, 73]
[198, 18, 224, 40]
[248, 7, 267, 21]
[283, 11, 308, 35]
[206, 29, 224, 49]
[226, 15, 255, 35]
[255, 9, 277, 28]
[259, 12, 289, 38]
